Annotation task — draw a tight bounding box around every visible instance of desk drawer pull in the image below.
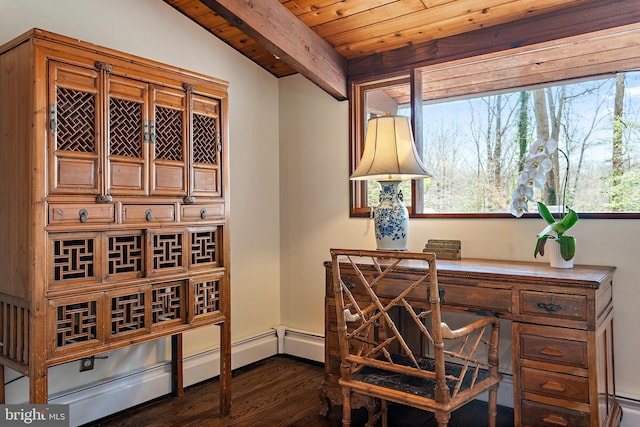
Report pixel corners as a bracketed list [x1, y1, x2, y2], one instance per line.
[537, 302, 563, 313]
[79, 209, 88, 223]
[539, 346, 564, 357]
[542, 414, 568, 426]
[541, 381, 566, 393]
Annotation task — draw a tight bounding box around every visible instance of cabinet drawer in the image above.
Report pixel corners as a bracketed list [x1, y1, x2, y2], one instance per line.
[181, 203, 224, 222]
[520, 333, 588, 368]
[49, 203, 115, 225]
[520, 291, 587, 321]
[521, 399, 589, 426]
[122, 204, 176, 223]
[521, 366, 589, 403]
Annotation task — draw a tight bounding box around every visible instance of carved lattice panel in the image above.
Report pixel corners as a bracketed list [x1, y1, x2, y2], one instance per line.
[155, 106, 183, 161]
[0, 300, 29, 364]
[110, 97, 143, 158]
[56, 87, 96, 153]
[152, 282, 184, 325]
[152, 232, 184, 272]
[110, 291, 148, 337]
[55, 300, 98, 349]
[192, 278, 221, 319]
[193, 113, 217, 164]
[107, 232, 144, 278]
[52, 235, 97, 284]
[190, 229, 217, 268]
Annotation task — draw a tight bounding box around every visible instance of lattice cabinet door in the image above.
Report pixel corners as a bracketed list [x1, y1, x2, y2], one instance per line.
[104, 230, 145, 281]
[48, 232, 102, 292]
[151, 280, 187, 330]
[189, 273, 225, 323]
[147, 228, 188, 276]
[47, 293, 105, 357]
[48, 61, 102, 195]
[149, 85, 188, 197]
[188, 226, 220, 271]
[107, 75, 149, 196]
[190, 93, 222, 198]
[107, 286, 152, 341]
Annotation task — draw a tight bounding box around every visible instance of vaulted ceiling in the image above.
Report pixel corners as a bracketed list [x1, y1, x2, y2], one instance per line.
[163, 0, 640, 100]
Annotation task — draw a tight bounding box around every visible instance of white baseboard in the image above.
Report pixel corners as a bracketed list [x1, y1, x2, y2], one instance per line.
[619, 396, 640, 427]
[44, 327, 640, 426]
[273, 326, 324, 362]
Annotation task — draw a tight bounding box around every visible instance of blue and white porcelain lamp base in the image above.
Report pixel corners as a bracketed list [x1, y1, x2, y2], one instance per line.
[374, 180, 409, 251]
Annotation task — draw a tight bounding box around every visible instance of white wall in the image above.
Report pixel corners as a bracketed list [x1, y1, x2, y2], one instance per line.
[278, 74, 640, 402]
[0, 0, 281, 402]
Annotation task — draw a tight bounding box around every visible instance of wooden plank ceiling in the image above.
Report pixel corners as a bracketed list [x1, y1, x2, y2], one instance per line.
[163, 0, 614, 100]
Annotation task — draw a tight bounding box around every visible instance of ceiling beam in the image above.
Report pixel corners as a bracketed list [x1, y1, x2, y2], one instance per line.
[348, 0, 640, 82]
[201, 0, 348, 100]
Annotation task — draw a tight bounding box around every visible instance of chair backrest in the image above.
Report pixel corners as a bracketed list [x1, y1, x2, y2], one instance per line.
[330, 248, 497, 404]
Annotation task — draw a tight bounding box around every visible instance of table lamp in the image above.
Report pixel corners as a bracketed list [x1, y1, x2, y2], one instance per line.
[351, 115, 431, 251]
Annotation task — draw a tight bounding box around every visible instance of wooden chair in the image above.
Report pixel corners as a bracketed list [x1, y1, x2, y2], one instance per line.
[330, 249, 502, 427]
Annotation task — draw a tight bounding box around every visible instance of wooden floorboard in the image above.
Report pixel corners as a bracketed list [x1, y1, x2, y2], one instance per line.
[84, 356, 514, 427]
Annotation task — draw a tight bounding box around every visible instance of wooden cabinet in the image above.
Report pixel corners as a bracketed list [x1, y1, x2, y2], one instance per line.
[0, 28, 231, 413]
[321, 258, 621, 427]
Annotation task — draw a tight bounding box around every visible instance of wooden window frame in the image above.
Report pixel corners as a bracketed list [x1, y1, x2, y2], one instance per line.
[349, 24, 640, 219]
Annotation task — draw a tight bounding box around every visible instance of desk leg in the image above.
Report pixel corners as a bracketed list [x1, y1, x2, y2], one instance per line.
[220, 320, 231, 415]
[171, 334, 184, 398]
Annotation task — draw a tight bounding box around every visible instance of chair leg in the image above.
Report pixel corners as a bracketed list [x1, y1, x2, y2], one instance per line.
[341, 386, 352, 427]
[488, 384, 498, 427]
[381, 400, 388, 427]
[435, 411, 450, 426]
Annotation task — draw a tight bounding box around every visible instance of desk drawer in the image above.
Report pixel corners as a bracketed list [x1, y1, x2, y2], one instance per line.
[375, 280, 511, 313]
[521, 366, 589, 403]
[521, 399, 589, 427]
[520, 333, 588, 368]
[519, 291, 587, 321]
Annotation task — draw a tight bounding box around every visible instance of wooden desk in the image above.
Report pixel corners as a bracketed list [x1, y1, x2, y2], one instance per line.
[321, 258, 621, 427]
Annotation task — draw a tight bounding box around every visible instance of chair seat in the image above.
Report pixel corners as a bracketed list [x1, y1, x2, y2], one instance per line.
[351, 354, 492, 400]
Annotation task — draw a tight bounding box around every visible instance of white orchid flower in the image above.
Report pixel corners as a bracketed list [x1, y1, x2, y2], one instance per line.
[518, 167, 547, 189]
[509, 184, 533, 217]
[524, 153, 553, 174]
[529, 138, 558, 156]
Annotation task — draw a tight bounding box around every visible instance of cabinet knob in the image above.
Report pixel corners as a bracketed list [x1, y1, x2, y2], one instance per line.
[79, 209, 88, 223]
[200, 208, 207, 220]
[145, 209, 153, 222]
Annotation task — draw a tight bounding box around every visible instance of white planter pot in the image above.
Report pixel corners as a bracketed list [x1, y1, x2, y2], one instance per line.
[549, 241, 574, 268]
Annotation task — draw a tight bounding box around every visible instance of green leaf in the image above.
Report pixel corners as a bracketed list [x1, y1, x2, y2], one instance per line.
[557, 235, 576, 260]
[537, 224, 555, 239]
[534, 235, 551, 258]
[537, 202, 555, 225]
[559, 207, 579, 231]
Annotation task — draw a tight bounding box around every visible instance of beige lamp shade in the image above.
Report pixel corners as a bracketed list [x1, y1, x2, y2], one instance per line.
[351, 115, 432, 181]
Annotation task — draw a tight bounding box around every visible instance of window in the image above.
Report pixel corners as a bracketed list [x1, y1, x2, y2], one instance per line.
[350, 26, 640, 218]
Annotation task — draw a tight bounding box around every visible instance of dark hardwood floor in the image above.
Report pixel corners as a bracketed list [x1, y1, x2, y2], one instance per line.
[84, 356, 514, 427]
